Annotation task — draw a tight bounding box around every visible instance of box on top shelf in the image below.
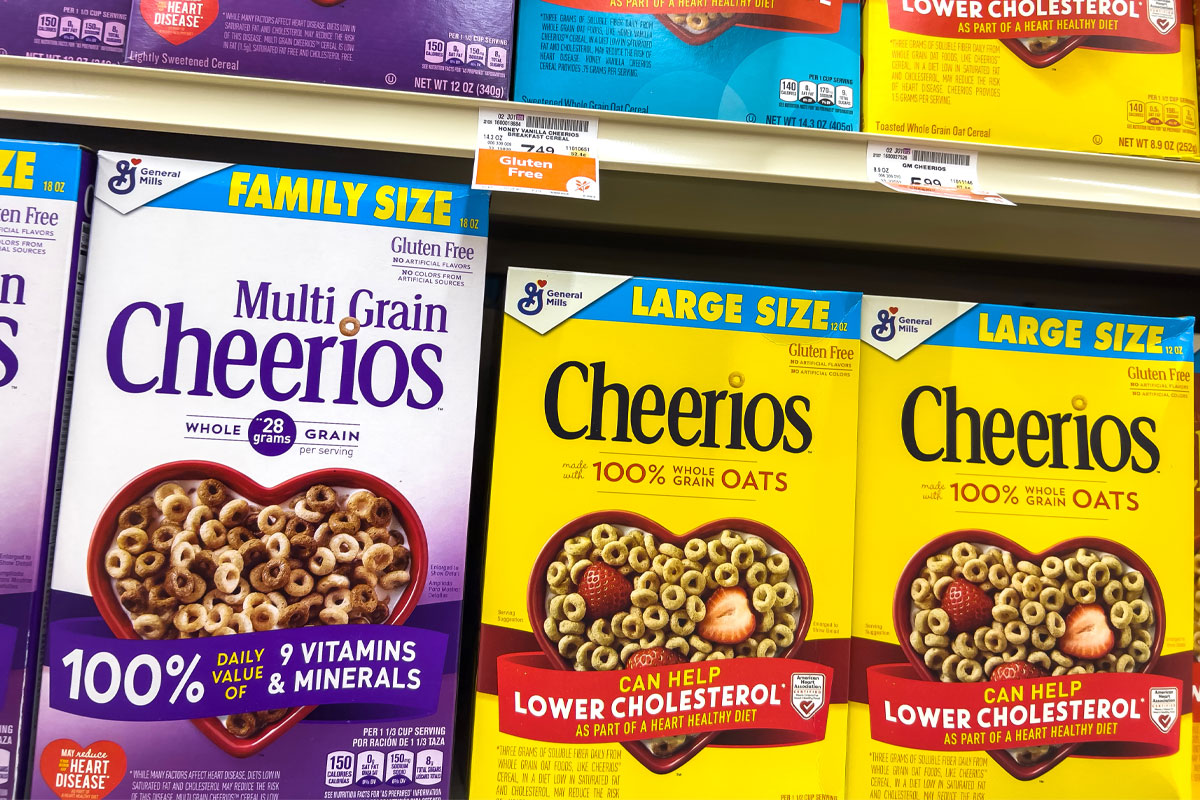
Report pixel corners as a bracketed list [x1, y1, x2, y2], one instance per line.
[0, 138, 92, 800]
[30, 152, 490, 799]
[0, 0, 129, 62]
[863, 0, 1200, 158]
[125, 0, 514, 100]
[513, 0, 861, 130]
[848, 297, 1194, 797]
[471, 269, 862, 798]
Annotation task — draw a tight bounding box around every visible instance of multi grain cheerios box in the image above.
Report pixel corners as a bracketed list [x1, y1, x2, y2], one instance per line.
[863, 0, 1200, 158]
[513, 0, 861, 129]
[470, 268, 861, 798]
[0, 0, 129, 62]
[124, 0, 514, 100]
[0, 139, 92, 800]
[30, 152, 489, 800]
[848, 296, 1194, 797]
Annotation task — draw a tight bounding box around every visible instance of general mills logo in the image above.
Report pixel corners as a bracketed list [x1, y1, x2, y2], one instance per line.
[871, 306, 899, 342]
[517, 279, 546, 316]
[107, 157, 141, 195]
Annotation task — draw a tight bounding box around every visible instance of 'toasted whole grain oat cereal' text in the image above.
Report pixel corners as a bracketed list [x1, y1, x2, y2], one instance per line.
[31, 153, 489, 799]
[849, 296, 1194, 796]
[0, 139, 92, 800]
[471, 269, 861, 798]
[863, 0, 1200, 157]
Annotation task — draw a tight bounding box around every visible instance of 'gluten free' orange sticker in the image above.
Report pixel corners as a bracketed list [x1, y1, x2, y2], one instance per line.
[40, 739, 126, 800]
[474, 150, 598, 197]
[472, 109, 600, 200]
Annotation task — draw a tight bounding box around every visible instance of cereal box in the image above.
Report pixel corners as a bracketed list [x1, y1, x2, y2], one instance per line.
[30, 153, 489, 799]
[1192, 335, 1198, 795]
[125, 0, 514, 100]
[470, 269, 861, 798]
[863, 0, 1200, 158]
[848, 296, 1194, 797]
[513, 0, 861, 129]
[0, 0, 128, 62]
[0, 139, 91, 800]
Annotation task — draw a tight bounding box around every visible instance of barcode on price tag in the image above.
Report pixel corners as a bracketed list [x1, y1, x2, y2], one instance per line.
[473, 108, 600, 200]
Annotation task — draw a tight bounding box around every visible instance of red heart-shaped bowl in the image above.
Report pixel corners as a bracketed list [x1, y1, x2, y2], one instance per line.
[85, 460, 428, 757]
[893, 530, 1164, 781]
[1002, 36, 1085, 67]
[655, 13, 740, 44]
[528, 510, 813, 773]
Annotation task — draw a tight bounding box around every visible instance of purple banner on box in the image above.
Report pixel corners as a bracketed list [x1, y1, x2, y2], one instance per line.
[47, 618, 447, 721]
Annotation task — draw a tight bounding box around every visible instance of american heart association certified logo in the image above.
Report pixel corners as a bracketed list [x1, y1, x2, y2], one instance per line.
[791, 672, 826, 721]
[1149, 686, 1179, 734]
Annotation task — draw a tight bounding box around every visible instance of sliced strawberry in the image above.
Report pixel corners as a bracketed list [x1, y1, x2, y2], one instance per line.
[697, 587, 755, 644]
[990, 661, 1048, 682]
[1059, 604, 1114, 659]
[940, 579, 993, 633]
[576, 562, 632, 619]
[626, 646, 685, 669]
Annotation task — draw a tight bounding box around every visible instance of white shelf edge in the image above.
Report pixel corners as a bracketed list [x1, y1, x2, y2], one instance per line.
[1, 56, 1199, 221]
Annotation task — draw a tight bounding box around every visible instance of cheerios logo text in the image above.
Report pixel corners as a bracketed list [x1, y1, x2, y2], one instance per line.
[543, 361, 813, 452]
[103, 279, 451, 408]
[900, 385, 1160, 472]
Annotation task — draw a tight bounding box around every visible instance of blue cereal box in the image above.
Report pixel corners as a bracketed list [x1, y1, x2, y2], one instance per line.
[513, 0, 861, 130]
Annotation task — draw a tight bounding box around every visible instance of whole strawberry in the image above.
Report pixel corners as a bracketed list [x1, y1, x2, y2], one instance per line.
[940, 578, 993, 633]
[626, 647, 685, 670]
[989, 661, 1047, 682]
[576, 562, 632, 619]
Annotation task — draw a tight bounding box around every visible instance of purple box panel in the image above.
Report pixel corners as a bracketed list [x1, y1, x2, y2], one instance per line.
[0, 139, 92, 800]
[0, 0, 128, 63]
[125, 0, 513, 99]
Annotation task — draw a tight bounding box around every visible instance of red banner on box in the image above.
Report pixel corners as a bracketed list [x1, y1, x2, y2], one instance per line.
[884, 0, 1179, 43]
[496, 652, 832, 745]
[867, 664, 1181, 753]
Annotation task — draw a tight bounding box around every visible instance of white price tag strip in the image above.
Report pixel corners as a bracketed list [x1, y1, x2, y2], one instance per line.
[472, 108, 600, 200]
[867, 141, 1014, 206]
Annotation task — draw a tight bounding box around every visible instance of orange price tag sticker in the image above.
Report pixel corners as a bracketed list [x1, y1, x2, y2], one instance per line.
[472, 108, 600, 200]
[878, 182, 1016, 206]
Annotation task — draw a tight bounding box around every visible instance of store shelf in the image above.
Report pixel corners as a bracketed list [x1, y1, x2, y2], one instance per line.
[2, 55, 1200, 270]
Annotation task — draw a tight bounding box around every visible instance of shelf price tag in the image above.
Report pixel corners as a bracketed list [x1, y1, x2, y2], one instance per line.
[867, 141, 1014, 206]
[473, 108, 599, 200]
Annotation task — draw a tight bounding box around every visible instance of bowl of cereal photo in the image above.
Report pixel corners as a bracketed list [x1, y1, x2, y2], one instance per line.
[528, 510, 813, 774]
[892, 530, 1164, 781]
[86, 461, 428, 757]
[1001, 35, 1085, 68]
[656, 12, 741, 43]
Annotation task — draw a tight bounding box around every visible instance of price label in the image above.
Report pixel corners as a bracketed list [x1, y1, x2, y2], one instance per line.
[867, 141, 1015, 206]
[472, 108, 600, 200]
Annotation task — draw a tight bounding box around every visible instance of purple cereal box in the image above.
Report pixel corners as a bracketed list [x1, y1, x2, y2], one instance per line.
[0, 0, 129, 63]
[125, 0, 513, 99]
[0, 139, 92, 800]
[30, 153, 489, 799]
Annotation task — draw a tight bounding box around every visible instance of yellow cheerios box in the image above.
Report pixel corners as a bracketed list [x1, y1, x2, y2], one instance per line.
[848, 296, 1195, 798]
[864, 0, 1200, 158]
[470, 269, 862, 799]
